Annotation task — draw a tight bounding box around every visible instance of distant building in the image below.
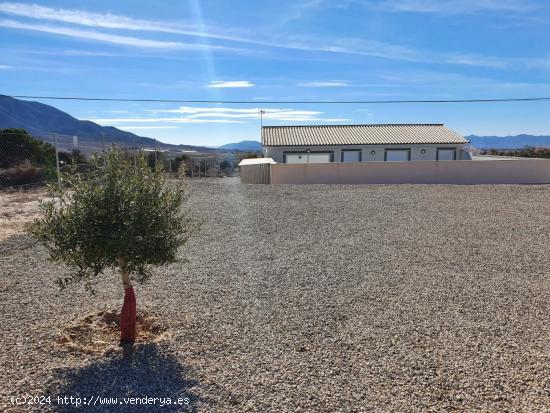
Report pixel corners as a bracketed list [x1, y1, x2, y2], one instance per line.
[262, 124, 470, 163]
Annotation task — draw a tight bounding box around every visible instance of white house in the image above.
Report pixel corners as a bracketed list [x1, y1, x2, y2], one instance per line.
[262, 124, 470, 163]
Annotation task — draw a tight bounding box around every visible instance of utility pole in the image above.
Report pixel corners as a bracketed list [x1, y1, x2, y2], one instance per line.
[259, 109, 265, 143]
[54, 133, 61, 189]
[132, 134, 137, 168]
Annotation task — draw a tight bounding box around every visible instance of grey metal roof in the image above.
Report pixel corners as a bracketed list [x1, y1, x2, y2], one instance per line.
[262, 124, 468, 146]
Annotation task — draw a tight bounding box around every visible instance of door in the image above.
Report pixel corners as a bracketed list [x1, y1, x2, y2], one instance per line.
[285, 152, 332, 163]
[437, 148, 456, 161]
[342, 150, 361, 163]
[285, 153, 308, 163]
[307, 153, 332, 163]
[385, 149, 411, 162]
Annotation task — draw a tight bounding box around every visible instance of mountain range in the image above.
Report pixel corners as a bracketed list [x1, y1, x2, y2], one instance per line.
[0, 95, 217, 153]
[218, 140, 262, 151]
[466, 135, 550, 149]
[1, 95, 549, 151]
[222, 135, 550, 151]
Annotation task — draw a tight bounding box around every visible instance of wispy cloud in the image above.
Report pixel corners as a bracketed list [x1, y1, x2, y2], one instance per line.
[0, 2, 265, 46]
[298, 81, 349, 87]
[372, 0, 537, 14]
[0, 18, 241, 50]
[92, 107, 350, 124]
[1, 2, 528, 70]
[90, 117, 245, 124]
[441, 52, 508, 69]
[0, 2, 517, 68]
[206, 80, 255, 88]
[118, 126, 178, 130]
[278, 0, 327, 25]
[0, 64, 12, 69]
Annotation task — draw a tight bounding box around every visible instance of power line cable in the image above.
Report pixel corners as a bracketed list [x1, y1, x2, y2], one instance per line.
[8, 94, 550, 105]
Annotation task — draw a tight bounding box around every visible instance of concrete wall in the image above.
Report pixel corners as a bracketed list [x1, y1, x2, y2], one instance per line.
[269, 159, 550, 185]
[264, 144, 467, 163]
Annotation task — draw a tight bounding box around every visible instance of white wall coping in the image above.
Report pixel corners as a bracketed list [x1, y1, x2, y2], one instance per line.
[238, 158, 277, 166]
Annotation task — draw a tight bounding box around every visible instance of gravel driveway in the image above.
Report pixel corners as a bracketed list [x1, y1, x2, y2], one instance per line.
[1, 178, 549, 412]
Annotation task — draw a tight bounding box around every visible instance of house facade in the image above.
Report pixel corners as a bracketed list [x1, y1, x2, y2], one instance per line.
[262, 124, 470, 163]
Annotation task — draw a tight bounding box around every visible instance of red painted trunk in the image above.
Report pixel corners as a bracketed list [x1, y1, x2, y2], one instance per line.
[120, 287, 136, 342]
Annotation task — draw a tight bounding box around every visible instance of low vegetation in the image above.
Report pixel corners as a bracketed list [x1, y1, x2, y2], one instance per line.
[481, 146, 550, 159]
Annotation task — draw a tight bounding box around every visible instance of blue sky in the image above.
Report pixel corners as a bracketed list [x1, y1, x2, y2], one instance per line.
[1, 0, 550, 146]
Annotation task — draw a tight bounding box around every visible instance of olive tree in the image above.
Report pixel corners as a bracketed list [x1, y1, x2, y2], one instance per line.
[30, 150, 192, 343]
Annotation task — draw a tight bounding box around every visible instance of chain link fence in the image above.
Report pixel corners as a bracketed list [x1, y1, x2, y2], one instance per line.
[0, 130, 230, 190]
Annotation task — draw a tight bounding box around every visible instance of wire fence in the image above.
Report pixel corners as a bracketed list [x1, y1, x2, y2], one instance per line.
[0, 131, 234, 190]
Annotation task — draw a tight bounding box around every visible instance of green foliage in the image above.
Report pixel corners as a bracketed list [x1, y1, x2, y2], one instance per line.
[146, 150, 165, 170]
[174, 154, 189, 172]
[58, 149, 87, 166]
[0, 128, 56, 169]
[0, 160, 45, 188]
[242, 151, 261, 159]
[219, 159, 232, 174]
[30, 149, 193, 293]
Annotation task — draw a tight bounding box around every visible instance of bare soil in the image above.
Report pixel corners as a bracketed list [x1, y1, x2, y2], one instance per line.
[0, 188, 46, 241]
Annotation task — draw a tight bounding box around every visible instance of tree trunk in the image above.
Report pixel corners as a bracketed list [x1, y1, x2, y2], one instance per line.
[119, 257, 136, 343]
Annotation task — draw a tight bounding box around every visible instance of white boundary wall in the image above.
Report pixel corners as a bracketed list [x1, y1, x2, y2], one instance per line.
[268, 159, 550, 185]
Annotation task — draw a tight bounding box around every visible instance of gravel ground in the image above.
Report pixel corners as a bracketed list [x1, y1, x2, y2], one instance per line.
[1, 178, 549, 412]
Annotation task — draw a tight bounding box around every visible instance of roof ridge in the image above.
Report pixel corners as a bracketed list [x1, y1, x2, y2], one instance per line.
[262, 123, 445, 128]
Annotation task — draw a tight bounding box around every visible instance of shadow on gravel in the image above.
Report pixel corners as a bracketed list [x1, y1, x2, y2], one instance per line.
[48, 343, 199, 413]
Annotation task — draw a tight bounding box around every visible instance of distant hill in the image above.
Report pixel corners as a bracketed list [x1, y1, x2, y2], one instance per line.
[218, 140, 262, 151]
[0, 95, 215, 153]
[467, 134, 550, 149]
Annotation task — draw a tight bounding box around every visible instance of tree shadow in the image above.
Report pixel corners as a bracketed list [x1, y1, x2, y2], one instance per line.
[48, 343, 199, 413]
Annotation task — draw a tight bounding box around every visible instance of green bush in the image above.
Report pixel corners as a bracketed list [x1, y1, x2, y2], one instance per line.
[30, 149, 194, 292]
[0, 161, 45, 188]
[0, 128, 56, 169]
[483, 146, 550, 159]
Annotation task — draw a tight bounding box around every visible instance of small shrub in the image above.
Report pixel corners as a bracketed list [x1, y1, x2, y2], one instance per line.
[0, 161, 45, 188]
[30, 149, 195, 343]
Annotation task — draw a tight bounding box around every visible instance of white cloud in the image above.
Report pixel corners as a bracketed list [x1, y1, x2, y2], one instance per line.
[0, 3, 516, 69]
[298, 81, 349, 87]
[206, 80, 255, 88]
[0, 2, 263, 45]
[0, 18, 238, 51]
[93, 107, 349, 124]
[0, 64, 12, 69]
[118, 126, 178, 130]
[90, 117, 245, 124]
[2, 2, 536, 71]
[442, 53, 508, 69]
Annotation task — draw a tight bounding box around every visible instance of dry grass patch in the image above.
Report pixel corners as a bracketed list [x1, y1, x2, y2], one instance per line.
[0, 188, 47, 241]
[56, 309, 169, 355]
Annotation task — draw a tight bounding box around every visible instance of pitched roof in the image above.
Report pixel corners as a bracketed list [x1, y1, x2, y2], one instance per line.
[262, 124, 468, 146]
